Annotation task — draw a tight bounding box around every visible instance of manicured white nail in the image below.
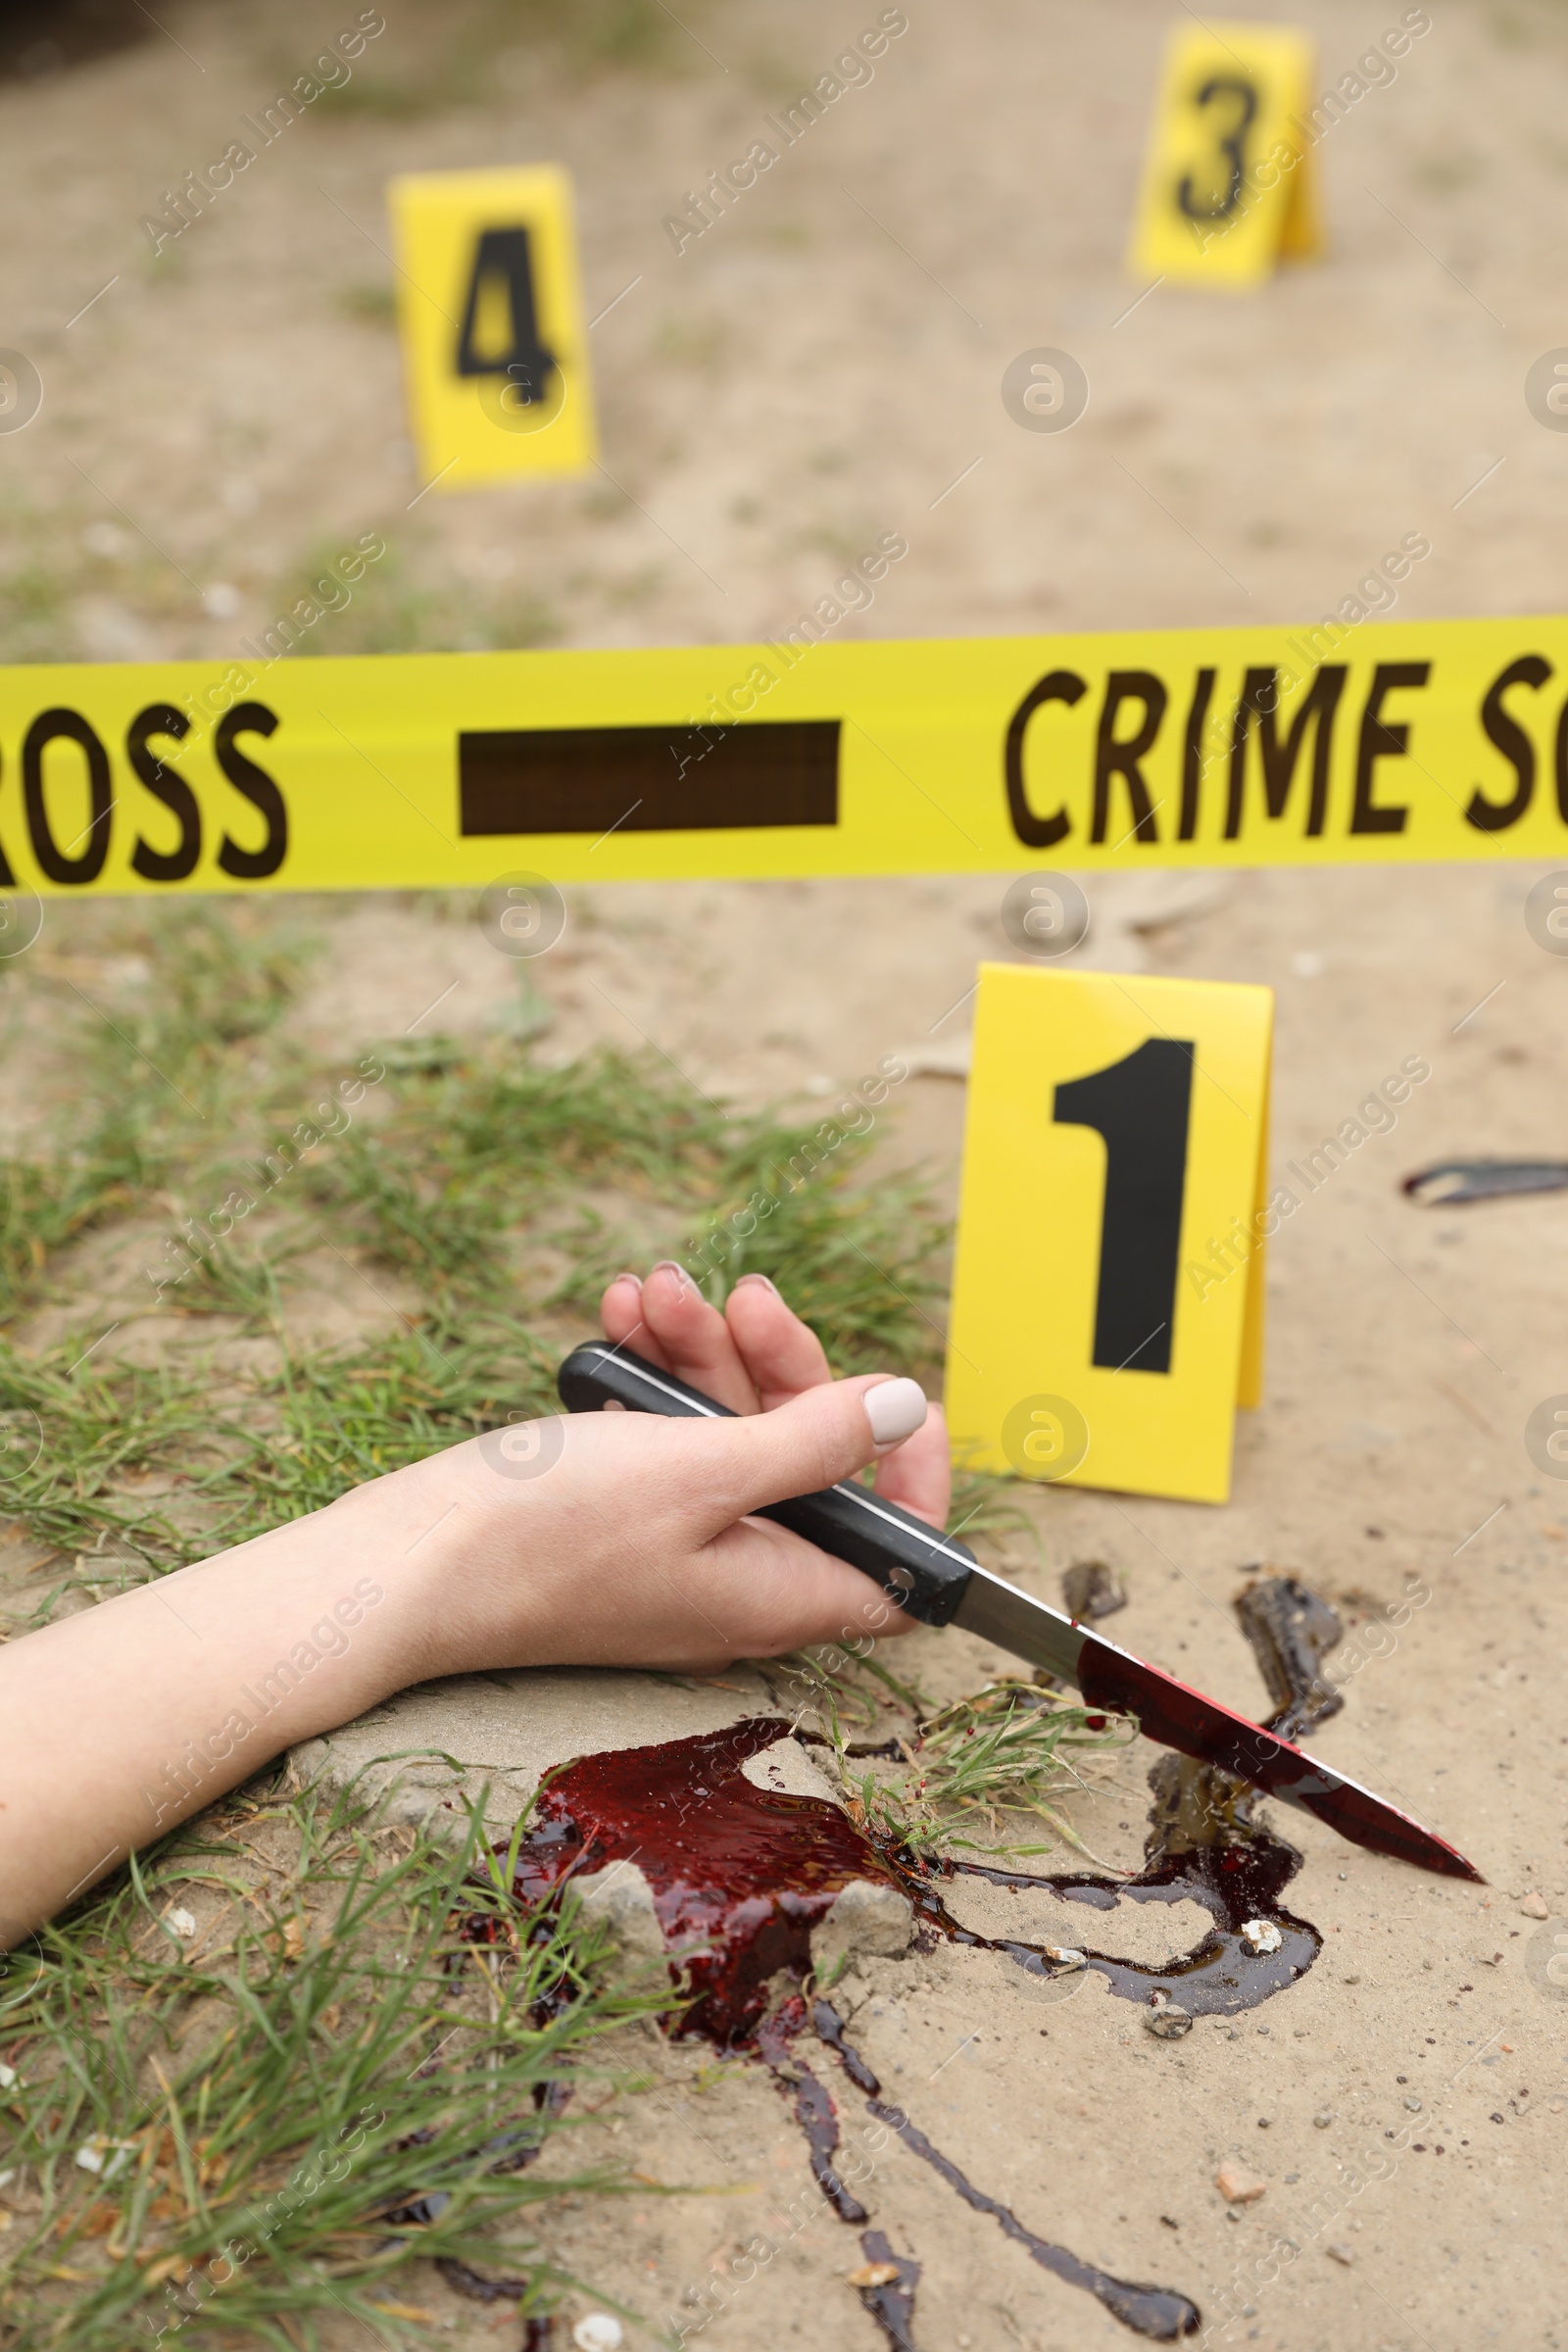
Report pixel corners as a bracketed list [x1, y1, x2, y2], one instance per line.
[864, 1377, 927, 1448]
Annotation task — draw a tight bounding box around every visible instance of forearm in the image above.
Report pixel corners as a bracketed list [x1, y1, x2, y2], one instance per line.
[0, 1455, 464, 1948]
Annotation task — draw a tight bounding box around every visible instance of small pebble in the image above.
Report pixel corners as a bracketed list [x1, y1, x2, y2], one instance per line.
[0, 2066, 16, 2091]
[1404, 2096, 1422, 2113]
[1146, 2004, 1193, 2039]
[1214, 2161, 1268, 2204]
[1313, 2109, 1334, 2129]
[1283, 2172, 1299, 2184]
[1256, 2116, 1272, 2129]
[572, 2319, 623, 2352]
[1326, 2242, 1355, 2267]
[1240, 1919, 1282, 1955]
[1520, 1892, 1549, 1919]
[1043, 1944, 1087, 1971]
[168, 1907, 197, 1941]
[849, 2262, 902, 2289]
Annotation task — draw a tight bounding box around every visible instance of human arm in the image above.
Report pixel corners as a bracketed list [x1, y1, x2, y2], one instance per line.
[0, 1267, 946, 1946]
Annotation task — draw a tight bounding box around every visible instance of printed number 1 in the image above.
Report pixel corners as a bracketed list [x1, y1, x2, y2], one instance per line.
[1053, 1038, 1194, 1375]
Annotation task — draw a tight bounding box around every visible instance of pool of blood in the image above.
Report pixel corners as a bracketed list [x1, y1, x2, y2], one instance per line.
[496, 1716, 1211, 2342]
[502, 1715, 904, 2042]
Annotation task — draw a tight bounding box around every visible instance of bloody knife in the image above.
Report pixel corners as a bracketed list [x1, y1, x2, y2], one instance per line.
[557, 1342, 1483, 1884]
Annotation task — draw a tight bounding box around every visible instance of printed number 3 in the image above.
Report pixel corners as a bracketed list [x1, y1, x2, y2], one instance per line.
[1053, 1038, 1194, 1376]
[1177, 75, 1258, 223]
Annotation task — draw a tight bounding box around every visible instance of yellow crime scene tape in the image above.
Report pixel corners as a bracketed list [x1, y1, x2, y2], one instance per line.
[6, 605, 1568, 895]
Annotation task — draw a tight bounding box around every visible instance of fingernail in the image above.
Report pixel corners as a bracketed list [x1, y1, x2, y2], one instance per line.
[864, 1377, 927, 1449]
[610, 1270, 643, 1291]
[651, 1260, 689, 1288]
[732, 1273, 779, 1295]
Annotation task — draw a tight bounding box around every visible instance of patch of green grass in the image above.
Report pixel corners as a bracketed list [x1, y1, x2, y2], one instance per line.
[0, 907, 318, 1312]
[0, 1786, 670, 2350]
[440, 1048, 733, 1193]
[220, 1318, 558, 1543]
[303, 1040, 950, 1370]
[304, 1126, 505, 1294]
[833, 1680, 1136, 1863]
[318, 0, 695, 119]
[0, 1164, 135, 1323]
[282, 539, 561, 659]
[0, 1313, 557, 1603]
[681, 1151, 950, 1376]
[0, 1345, 218, 1586]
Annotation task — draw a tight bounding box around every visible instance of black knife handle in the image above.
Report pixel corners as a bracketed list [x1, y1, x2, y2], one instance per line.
[556, 1340, 976, 1628]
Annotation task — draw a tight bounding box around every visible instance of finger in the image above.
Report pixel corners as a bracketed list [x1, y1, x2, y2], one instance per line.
[873, 1401, 952, 1530]
[599, 1272, 674, 1372]
[641, 1261, 760, 1414]
[670, 1371, 928, 1537]
[724, 1274, 832, 1407]
[697, 1515, 917, 1661]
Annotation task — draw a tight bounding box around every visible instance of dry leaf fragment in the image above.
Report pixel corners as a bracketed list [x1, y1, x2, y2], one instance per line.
[141, 2252, 192, 2285]
[265, 1916, 305, 1964]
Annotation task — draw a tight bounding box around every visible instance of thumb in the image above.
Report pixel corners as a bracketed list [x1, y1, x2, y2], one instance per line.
[679, 1373, 929, 1532]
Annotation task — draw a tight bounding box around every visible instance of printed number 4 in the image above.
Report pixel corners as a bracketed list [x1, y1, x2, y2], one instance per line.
[1053, 1038, 1194, 1376]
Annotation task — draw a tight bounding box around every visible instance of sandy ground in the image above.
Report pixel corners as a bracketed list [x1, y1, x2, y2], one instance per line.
[4, 1, 1568, 2346]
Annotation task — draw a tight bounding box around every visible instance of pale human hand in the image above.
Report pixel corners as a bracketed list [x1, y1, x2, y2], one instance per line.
[414, 1259, 949, 1676]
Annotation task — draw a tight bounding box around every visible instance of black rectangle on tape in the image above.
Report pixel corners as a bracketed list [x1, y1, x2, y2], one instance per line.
[459, 719, 841, 835]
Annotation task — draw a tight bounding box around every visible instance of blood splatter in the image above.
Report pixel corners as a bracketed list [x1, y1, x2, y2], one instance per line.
[813, 2000, 1199, 2341]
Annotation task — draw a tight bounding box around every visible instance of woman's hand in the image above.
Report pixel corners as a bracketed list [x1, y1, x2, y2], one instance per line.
[411, 1261, 949, 1678]
[601, 1259, 950, 1523]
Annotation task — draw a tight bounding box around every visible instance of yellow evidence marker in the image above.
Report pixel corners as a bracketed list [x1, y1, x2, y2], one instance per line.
[1127, 21, 1325, 289]
[387, 165, 597, 489]
[946, 966, 1274, 1506]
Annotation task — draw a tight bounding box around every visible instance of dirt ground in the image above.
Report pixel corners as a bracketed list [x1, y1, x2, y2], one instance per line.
[5, 0, 1568, 2346]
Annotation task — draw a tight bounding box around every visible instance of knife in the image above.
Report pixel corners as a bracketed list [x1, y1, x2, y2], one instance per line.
[557, 1341, 1483, 1884]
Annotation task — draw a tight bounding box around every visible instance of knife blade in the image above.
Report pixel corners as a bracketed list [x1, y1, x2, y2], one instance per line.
[556, 1341, 1483, 1882]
